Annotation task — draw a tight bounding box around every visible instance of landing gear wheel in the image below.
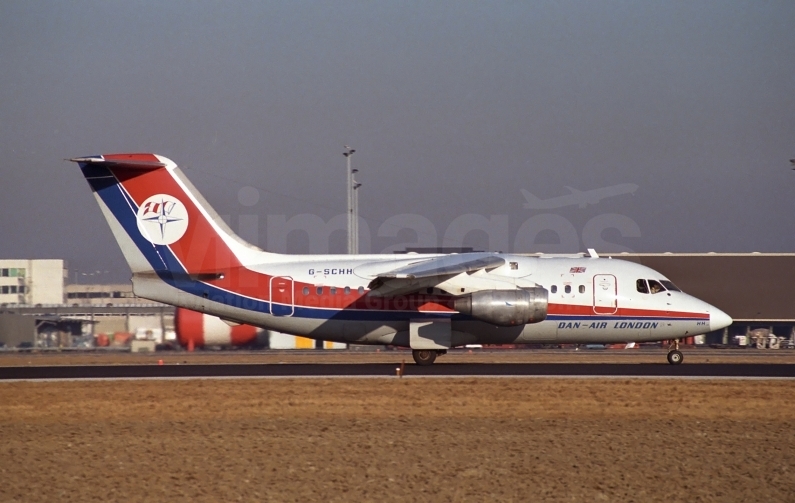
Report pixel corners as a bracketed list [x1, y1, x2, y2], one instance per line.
[667, 350, 684, 365]
[412, 350, 437, 366]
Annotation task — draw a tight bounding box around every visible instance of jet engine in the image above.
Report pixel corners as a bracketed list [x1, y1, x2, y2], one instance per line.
[453, 288, 548, 326]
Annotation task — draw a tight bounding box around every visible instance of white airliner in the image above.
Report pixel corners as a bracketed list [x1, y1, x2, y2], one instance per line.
[71, 153, 731, 365]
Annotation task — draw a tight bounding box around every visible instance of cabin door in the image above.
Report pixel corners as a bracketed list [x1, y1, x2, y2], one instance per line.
[269, 276, 294, 317]
[592, 274, 618, 315]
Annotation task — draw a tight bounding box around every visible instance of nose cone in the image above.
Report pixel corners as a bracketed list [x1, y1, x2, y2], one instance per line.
[710, 307, 732, 331]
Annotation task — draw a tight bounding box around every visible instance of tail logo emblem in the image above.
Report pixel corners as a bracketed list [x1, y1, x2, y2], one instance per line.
[136, 194, 189, 245]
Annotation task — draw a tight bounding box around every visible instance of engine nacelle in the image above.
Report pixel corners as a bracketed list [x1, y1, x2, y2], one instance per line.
[453, 288, 548, 326]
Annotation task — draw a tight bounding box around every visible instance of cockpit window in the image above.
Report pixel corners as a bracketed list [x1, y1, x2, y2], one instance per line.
[636, 279, 649, 294]
[648, 280, 666, 294]
[660, 280, 681, 292]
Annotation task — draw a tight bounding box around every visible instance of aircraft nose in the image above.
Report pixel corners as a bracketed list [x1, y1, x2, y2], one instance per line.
[709, 307, 732, 331]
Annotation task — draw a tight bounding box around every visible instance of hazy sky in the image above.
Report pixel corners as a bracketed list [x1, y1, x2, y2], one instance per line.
[1, 1, 794, 282]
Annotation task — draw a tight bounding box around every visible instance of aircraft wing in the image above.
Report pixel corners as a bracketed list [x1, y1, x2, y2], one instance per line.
[378, 253, 504, 279]
[366, 253, 505, 295]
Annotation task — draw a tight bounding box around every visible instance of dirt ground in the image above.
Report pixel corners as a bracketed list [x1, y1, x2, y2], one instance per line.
[1, 348, 795, 366]
[0, 379, 793, 503]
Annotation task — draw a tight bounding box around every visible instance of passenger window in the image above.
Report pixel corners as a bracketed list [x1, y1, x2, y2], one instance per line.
[579, 285, 585, 294]
[564, 285, 571, 294]
[344, 286, 351, 295]
[648, 280, 665, 294]
[357, 286, 365, 295]
[636, 279, 649, 294]
[302, 287, 309, 296]
[551, 285, 557, 294]
[330, 287, 337, 295]
[316, 286, 323, 295]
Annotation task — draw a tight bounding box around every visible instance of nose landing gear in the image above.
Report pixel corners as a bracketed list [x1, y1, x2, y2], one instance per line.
[667, 339, 683, 365]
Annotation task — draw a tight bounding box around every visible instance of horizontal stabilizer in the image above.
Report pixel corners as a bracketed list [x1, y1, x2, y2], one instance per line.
[69, 153, 167, 170]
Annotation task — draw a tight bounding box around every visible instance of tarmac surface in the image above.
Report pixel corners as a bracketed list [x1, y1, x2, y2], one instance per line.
[2, 361, 794, 380]
[3, 376, 794, 502]
[2, 347, 795, 366]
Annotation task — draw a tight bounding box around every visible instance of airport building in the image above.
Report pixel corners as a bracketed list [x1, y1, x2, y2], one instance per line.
[0, 259, 66, 306]
[0, 260, 174, 348]
[65, 283, 157, 307]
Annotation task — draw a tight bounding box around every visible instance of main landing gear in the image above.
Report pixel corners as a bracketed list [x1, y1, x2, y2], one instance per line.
[412, 349, 446, 366]
[667, 339, 684, 365]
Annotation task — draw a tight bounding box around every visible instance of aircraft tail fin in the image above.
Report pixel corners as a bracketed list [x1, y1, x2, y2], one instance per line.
[71, 153, 277, 286]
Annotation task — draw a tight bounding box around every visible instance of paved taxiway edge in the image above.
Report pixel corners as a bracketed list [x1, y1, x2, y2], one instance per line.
[1, 363, 794, 380]
[3, 375, 795, 383]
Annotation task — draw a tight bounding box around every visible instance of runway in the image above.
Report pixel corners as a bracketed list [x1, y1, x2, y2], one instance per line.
[1, 362, 794, 380]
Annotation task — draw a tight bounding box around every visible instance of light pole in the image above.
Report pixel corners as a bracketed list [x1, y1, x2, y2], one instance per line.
[343, 146, 358, 254]
[352, 168, 361, 254]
